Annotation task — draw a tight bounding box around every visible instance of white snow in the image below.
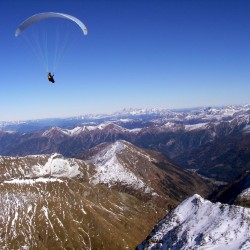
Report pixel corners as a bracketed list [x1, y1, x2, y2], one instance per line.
[42, 123, 137, 137]
[243, 125, 250, 134]
[162, 122, 177, 128]
[127, 128, 142, 133]
[38, 105, 250, 138]
[3, 178, 63, 184]
[3, 130, 16, 134]
[64, 126, 85, 135]
[89, 141, 152, 192]
[138, 194, 250, 250]
[28, 154, 81, 178]
[184, 123, 208, 131]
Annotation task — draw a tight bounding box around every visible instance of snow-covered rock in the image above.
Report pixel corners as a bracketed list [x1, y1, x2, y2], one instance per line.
[88, 141, 153, 192]
[28, 153, 82, 178]
[137, 194, 250, 250]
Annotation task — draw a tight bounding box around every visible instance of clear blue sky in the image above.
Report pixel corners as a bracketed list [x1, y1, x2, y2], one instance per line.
[1, 0, 250, 121]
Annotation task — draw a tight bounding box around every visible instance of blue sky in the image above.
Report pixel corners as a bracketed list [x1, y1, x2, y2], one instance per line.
[1, 0, 250, 121]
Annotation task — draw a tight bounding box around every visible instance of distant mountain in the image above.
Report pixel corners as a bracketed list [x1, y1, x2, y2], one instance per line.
[173, 131, 250, 182]
[137, 194, 250, 250]
[0, 143, 212, 249]
[0, 104, 249, 182]
[1, 104, 250, 132]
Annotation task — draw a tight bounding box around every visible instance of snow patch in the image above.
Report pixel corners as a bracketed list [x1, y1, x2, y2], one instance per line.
[4, 177, 63, 184]
[28, 154, 81, 178]
[243, 125, 250, 134]
[184, 123, 208, 131]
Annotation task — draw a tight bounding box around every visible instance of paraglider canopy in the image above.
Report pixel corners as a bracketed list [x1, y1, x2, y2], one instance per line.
[15, 12, 88, 37]
[15, 12, 88, 78]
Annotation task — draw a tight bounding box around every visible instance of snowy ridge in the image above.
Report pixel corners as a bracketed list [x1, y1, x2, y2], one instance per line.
[39, 105, 250, 138]
[42, 123, 135, 137]
[88, 141, 153, 193]
[137, 194, 250, 250]
[114, 105, 250, 121]
[184, 122, 209, 131]
[1, 104, 250, 131]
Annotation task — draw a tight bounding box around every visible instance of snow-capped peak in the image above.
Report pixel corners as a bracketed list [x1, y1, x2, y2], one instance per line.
[137, 194, 250, 250]
[88, 140, 153, 193]
[42, 122, 127, 137]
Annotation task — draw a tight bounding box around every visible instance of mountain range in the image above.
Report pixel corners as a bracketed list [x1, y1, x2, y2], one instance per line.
[0, 104, 250, 249]
[0, 105, 250, 182]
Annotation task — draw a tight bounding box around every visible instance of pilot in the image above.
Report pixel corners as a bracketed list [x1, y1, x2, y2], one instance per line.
[48, 73, 55, 83]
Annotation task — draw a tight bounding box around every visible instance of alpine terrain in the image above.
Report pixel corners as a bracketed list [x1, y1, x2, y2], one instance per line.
[0, 105, 249, 249]
[1, 104, 250, 182]
[137, 194, 250, 250]
[0, 140, 211, 249]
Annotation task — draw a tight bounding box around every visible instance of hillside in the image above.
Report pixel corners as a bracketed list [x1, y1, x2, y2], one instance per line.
[0, 142, 212, 249]
[210, 170, 250, 207]
[80, 140, 212, 204]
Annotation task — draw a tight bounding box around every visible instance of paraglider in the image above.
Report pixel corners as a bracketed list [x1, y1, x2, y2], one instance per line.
[48, 73, 55, 83]
[15, 12, 88, 83]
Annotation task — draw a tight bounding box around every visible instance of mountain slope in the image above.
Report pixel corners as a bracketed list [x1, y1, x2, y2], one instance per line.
[137, 194, 250, 250]
[173, 132, 250, 182]
[210, 170, 250, 207]
[0, 179, 165, 249]
[0, 154, 167, 249]
[80, 140, 212, 205]
[235, 188, 250, 207]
